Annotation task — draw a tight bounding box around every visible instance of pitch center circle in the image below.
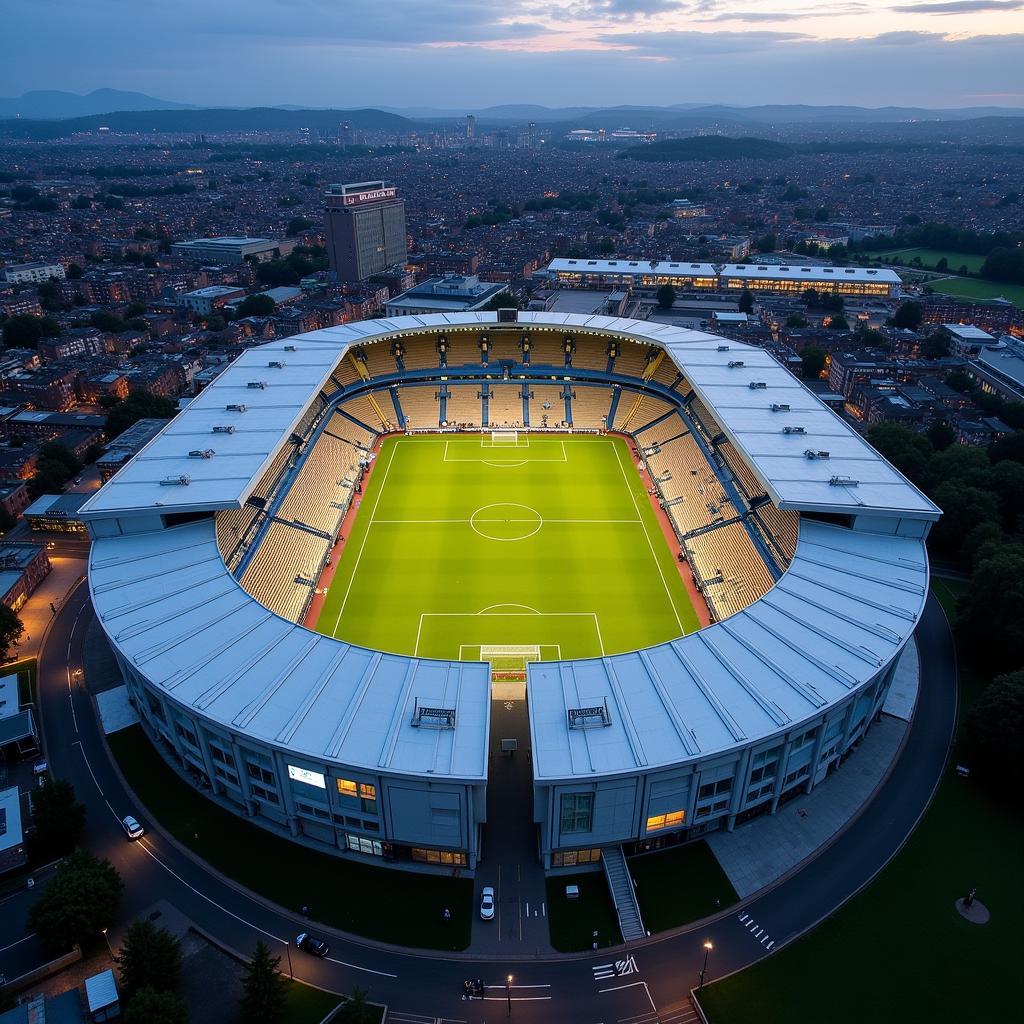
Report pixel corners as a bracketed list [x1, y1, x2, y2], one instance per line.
[469, 503, 543, 542]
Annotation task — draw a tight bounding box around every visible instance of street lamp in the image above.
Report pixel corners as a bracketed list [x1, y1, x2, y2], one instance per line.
[506, 973, 513, 1016]
[699, 939, 713, 990]
[284, 939, 294, 980]
[101, 928, 113, 959]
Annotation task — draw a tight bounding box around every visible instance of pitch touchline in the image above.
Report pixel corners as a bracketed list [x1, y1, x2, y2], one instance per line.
[372, 518, 642, 524]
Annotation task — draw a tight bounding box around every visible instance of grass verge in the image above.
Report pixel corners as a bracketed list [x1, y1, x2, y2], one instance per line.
[698, 580, 1023, 1023]
[107, 725, 472, 951]
[629, 841, 738, 934]
[546, 872, 621, 952]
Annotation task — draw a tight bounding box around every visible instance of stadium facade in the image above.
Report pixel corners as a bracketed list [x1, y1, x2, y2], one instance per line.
[83, 312, 938, 873]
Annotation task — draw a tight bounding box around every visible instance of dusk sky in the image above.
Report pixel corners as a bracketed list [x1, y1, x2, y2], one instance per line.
[2, 0, 1023, 109]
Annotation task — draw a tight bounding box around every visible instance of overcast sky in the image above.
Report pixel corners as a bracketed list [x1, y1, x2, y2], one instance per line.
[2, 0, 1022, 109]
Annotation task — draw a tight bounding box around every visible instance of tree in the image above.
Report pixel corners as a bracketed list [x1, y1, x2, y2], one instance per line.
[238, 941, 287, 1024]
[29, 441, 83, 499]
[480, 290, 519, 311]
[889, 301, 924, 330]
[27, 849, 122, 952]
[286, 216, 315, 237]
[961, 671, 1024, 797]
[66, 262, 83, 279]
[28, 778, 86, 862]
[117, 919, 183, 1000]
[754, 232, 776, 253]
[0, 604, 24, 664]
[800, 347, 826, 380]
[926, 420, 956, 452]
[785, 313, 808, 328]
[990, 430, 1024, 466]
[928, 481, 1001, 557]
[105, 390, 178, 440]
[827, 313, 849, 330]
[737, 290, 754, 314]
[91, 311, 126, 332]
[2, 314, 61, 348]
[337, 987, 376, 1024]
[921, 333, 951, 360]
[866, 423, 933, 482]
[958, 544, 1024, 671]
[656, 283, 676, 309]
[123, 987, 188, 1024]
[235, 294, 277, 318]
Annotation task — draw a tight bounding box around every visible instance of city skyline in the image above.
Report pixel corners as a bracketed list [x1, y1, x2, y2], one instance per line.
[1, 0, 1022, 110]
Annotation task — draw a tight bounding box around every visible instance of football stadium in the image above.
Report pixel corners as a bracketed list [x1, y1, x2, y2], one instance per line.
[83, 311, 939, 877]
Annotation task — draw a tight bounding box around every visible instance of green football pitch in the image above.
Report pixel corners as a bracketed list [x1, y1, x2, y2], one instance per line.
[314, 434, 701, 662]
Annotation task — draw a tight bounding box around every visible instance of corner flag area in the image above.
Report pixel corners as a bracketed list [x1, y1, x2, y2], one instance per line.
[315, 434, 701, 669]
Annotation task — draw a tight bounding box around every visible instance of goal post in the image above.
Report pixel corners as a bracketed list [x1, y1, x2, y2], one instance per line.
[490, 430, 519, 445]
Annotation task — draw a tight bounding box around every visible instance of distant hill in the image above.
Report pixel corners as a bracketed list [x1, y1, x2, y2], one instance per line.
[0, 106, 416, 139]
[619, 136, 793, 162]
[0, 89, 194, 119]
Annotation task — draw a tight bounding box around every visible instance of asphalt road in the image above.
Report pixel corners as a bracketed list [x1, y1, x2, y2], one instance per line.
[1, 587, 957, 1022]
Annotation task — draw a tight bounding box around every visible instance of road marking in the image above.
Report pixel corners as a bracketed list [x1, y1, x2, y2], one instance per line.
[737, 910, 775, 950]
[73, 741, 116, 818]
[597, 980, 657, 1012]
[0, 934, 36, 954]
[593, 954, 638, 981]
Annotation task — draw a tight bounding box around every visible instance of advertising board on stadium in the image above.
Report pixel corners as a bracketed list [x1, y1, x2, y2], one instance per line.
[341, 186, 397, 206]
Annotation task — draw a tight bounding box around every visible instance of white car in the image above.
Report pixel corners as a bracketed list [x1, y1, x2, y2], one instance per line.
[479, 885, 495, 921]
[121, 815, 144, 840]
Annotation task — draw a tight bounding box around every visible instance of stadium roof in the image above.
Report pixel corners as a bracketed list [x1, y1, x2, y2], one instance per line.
[528, 519, 928, 780]
[88, 522, 490, 781]
[718, 264, 901, 284]
[80, 313, 938, 521]
[549, 258, 717, 277]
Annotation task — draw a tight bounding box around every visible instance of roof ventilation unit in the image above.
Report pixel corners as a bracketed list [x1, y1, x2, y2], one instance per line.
[247, 381, 266, 390]
[212, 425, 235, 434]
[567, 698, 613, 729]
[188, 449, 215, 459]
[159, 475, 191, 487]
[268, 360, 285, 368]
[717, 344, 730, 352]
[830, 475, 860, 487]
[749, 381, 767, 390]
[226, 403, 247, 413]
[728, 360, 745, 368]
[283, 345, 296, 351]
[804, 449, 830, 459]
[770, 403, 791, 412]
[411, 699, 456, 729]
[783, 425, 806, 435]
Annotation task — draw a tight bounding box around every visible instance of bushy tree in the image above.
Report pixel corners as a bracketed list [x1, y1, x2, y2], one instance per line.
[785, 313, 808, 329]
[961, 671, 1024, 798]
[117, 919, 183, 1000]
[123, 987, 188, 1024]
[800, 347, 826, 380]
[866, 423, 933, 482]
[738, 290, 754, 314]
[655, 283, 676, 309]
[958, 544, 1024, 672]
[337, 987, 376, 1024]
[0, 604, 24, 663]
[105, 390, 178, 439]
[28, 778, 86, 862]
[827, 313, 849, 330]
[889, 300, 924, 330]
[235, 294, 276, 318]
[2, 314, 61, 348]
[238, 941, 287, 1024]
[926, 421, 956, 452]
[27, 850, 122, 952]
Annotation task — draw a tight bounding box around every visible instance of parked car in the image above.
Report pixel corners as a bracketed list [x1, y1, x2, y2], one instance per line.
[295, 933, 329, 958]
[479, 885, 495, 921]
[121, 815, 144, 840]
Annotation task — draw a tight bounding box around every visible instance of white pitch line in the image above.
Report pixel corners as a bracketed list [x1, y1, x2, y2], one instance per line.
[330, 439, 399, 638]
[371, 519, 641, 525]
[612, 441, 685, 635]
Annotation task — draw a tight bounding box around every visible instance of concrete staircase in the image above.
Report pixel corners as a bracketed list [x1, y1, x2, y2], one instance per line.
[602, 846, 646, 942]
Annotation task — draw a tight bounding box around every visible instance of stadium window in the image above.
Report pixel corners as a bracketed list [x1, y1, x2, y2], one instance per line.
[697, 778, 732, 801]
[551, 848, 601, 867]
[346, 834, 383, 857]
[359, 782, 377, 813]
[646, 810, 686, 832]
[246, 762, 274, 786]
[411, 847, 467, 867]
[559, 793, 594, 835]
[783, 764, 811, 789]
[174, 722, 198, 749]
[250, 784, 278, 805]
[336, 778, 357, 798]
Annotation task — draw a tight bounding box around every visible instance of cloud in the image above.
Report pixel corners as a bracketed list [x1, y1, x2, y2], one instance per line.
[868, 30, 947, 43]
[598, 28, 809, 54]
[893, 0, 1024, 13]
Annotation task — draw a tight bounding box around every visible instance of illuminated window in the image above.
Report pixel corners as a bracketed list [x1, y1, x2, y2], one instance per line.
[359, 783, 376, 801]
[646, 810, 686, 832]
[336, 778, 357, 797]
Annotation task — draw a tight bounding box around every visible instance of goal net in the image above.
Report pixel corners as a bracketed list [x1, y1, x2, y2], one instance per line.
[490, 430, 519, 444]
[481, 644, 540, 682]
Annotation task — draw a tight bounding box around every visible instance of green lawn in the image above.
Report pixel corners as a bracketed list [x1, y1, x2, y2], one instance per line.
[283, 982, 342, 1024]
[546, 872, 621, 952]
[629, 841, 739, 934]
[699, 580, 1024, 1023]
[879, 248, 986, 274]
[315, 434, 699, 660]
[107, 725, 473, 951]
[929, 275, 1024, 309]
[5, 656, 37, 706]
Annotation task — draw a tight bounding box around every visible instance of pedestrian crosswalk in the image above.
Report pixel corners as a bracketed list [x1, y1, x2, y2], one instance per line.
[737, 910, 775, 950]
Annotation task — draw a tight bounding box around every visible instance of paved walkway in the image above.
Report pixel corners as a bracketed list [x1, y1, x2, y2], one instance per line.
[708, 640, 920, 899]
[470, 696, 552, 954]
[10, 555, 87, 662]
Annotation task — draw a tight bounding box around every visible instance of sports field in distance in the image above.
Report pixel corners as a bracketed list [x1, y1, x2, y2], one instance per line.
[315, 434, 700, 664]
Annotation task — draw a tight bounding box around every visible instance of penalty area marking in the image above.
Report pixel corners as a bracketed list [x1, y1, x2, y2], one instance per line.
[416, 610, 604, 657]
